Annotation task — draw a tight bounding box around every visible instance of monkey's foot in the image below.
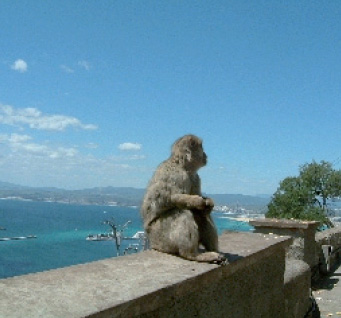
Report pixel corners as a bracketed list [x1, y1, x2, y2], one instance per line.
[211, 257, 228, 266]
[210, 253, 228, 266]
[192, 251, 227, 264]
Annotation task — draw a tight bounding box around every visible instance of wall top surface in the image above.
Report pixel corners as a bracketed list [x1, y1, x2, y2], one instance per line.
[0, 231, 292, 318]
[250, 218, 320, 230]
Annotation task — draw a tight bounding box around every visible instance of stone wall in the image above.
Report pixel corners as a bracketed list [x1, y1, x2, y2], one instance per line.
[315, 227, 341, 274]
[1, 231, 303, 318]
[284, 259, 311, 318]
[250, 218, 341, 278]
[315, 227, 341, 251]
[250, 218, 319, 268]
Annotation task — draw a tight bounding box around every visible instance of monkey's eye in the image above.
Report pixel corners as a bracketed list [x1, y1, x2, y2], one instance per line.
[190, 141, 196, 148]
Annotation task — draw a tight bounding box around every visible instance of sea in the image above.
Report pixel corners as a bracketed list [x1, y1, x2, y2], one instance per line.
[0, 199, 253, 279]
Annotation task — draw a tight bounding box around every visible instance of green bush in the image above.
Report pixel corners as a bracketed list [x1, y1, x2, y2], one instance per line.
[266, 161, 340, 228]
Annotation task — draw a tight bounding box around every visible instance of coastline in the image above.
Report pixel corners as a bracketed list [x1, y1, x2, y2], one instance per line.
[0, 196, 138, 209]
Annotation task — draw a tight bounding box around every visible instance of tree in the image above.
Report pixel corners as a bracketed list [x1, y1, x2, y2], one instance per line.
[266, 161, 341, 228]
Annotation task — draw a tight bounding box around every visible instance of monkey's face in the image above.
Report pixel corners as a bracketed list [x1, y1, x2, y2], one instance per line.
[202, 150, 207, 165]
[172, 135, 208, 170]
[190, 142, 207, 169]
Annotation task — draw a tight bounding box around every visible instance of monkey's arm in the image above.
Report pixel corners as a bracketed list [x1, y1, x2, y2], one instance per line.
[170, 194, 214, 212]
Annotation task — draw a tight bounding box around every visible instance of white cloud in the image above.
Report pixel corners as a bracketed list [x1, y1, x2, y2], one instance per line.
[49, 147, 79, 159]
[118, 164, 130, 169]
[0, 133, 31, 144]
[0, 132, 149, 190]
[0, 138, 146, 189]
[14, 142, 50, 154]
[78, 60, 91, 71]
[0, 104, 97, 131]
[129, 154, 146, 160]
[60, 65, 74, 73]
[85, 142, 99, 149]
[11, 59, 28, 73]
[0, 133, 78, 159]
[118, 142, 142, 151]
[9, 133, 32, 143]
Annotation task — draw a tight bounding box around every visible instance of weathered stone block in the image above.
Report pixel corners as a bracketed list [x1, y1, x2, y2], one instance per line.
[250, 218, 320, 268]
[284, 259, 311, 318]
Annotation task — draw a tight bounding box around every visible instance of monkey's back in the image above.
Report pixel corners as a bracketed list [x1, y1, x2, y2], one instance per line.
[140, 158, 194, 229]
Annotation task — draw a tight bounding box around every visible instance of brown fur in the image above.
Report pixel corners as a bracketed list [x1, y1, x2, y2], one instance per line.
[140, 135, 225, 263]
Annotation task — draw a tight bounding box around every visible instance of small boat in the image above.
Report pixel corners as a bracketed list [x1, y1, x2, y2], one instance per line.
[0, 235, 37, 241]
[124, 243, 140, 255]
[86, 233, 115, 241]
[125, 231, 145, 240]
[86, 231, 145, 241]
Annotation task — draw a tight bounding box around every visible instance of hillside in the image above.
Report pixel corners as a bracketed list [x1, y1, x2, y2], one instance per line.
[0, 181, 270, 209]
[208, 193, 270, 207]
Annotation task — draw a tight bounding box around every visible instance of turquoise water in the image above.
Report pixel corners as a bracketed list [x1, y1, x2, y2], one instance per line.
[0, 200, 252, 279]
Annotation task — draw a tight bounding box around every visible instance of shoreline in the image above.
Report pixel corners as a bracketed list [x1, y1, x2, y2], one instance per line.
[0, 197, 138, 209]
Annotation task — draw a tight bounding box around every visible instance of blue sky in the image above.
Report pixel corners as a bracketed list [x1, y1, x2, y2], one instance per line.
[0, 1, 340, 195]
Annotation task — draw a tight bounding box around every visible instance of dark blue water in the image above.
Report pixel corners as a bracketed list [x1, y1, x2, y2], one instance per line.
[0, 200, 252, 279]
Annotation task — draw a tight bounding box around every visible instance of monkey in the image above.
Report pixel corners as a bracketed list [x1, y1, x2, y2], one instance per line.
[140, 135, 226, 264]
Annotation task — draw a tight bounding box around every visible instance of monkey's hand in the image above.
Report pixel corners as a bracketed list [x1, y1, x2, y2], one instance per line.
[188, 195, 214, 212]
[171, 194, 207, 211]
[202, 197, 214, 214]
[170, 194, 213, 211]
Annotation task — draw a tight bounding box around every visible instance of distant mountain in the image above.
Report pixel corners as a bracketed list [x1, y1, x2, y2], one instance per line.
[0, 182, 145, 206]
[208, 193, 270, 207]
[255, 194, 272, 199]
[0, 181, 28, 190]
[0, 181, 269, 208]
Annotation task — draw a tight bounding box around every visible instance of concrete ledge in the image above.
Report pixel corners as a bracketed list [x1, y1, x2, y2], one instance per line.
[315, 227, 341, 247]
[250, 218, 320, 268]
[250, 218, 320, 230]
[0, 232, 292, 318]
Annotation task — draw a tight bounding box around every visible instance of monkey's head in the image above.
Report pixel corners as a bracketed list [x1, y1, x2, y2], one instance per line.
[171, 135, 207, 171]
